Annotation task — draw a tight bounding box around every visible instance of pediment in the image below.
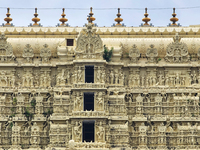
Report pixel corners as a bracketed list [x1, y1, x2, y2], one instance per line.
[75, 23, 103, 59]
[165, 33, 189, 63]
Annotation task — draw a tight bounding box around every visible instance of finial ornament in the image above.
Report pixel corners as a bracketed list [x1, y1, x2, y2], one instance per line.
[59, 8, 68, 26]
[4, 8, 13, 26]
[32, 8, 40, 26]
[87, 7, 95, 24]
[114, 8, 123, 26]
[170, 8, 179, 26]
[142, 8, 151, 26]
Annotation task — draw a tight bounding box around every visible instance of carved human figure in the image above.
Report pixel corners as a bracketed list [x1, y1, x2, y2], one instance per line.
[191, 71, 197, 84]
[158, 71, 164, 85]
[137, 76, 140, 87]
[11, 75, 15, 87]
[96, 122, 104, 142]
[165, 76, 169, 86]
[74, 121, 82, 142]
[77, 67, 82, 82]
[119, 70, 124, 85]
[175, 73, 180, 85]
[73, 70, 77, 83]
[97, 92, 103, 110]
[152, 77, 156, 86]
[198, 75, 200, 84]
[114, 69, 119, 84]
[169, 77, 173, 86]
[96, 67, 101, 83]
[141, 77, 145, 87]
[110, 70, 114, 84]
[75, 92, 82, 110]
[101, 70, 105, 83]
[66, 71, 71, 84]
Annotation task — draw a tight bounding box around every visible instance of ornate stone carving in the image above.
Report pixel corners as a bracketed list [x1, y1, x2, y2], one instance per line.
[165, 33, 190, 63]
[40, 44, 51, 63]
[75, 23, 103, 59]
[146, 44, 158, 63]
[30, 122, 40, 148]
[0, 33, 15, 62]
[96, 121, 105, 142]
[22, 69, 33, 87]
[73, 121, 82, 142]
[22, 44, 34, 63]
[11, 122, 21, 147]
[129, 44, 140, 63]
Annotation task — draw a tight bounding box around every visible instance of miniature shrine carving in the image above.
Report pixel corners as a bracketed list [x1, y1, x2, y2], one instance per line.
[0, 23, 199, 150]
[129, 44, 140, 63]
[165, 33, 190, 63]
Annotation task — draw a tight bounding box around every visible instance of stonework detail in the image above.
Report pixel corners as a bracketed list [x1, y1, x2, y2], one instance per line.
[40, 44, 51, 63]
[0, 33, 15, 62]
[129, 44, 140, 63]
[22, 44, 34, 63]
[165, 33, 190, 63]
[0, 25, 199, 150]
[146, 44, 158, 63]
[75, 23, 103, 59]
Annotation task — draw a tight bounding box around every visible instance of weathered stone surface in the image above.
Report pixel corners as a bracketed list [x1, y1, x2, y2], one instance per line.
[0, 24, 199, 150]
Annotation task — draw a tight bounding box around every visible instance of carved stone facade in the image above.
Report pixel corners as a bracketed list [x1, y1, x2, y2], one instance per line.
[0, 24, 199, 150]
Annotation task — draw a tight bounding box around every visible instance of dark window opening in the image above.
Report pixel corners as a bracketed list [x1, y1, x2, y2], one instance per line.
[84, 92, 94, 111]
[85, 66, 94, 83]
[82, 120, 95, 142]
[67, 39, 74, 46]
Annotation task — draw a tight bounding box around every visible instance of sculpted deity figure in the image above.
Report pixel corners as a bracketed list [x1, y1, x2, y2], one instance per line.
[175, 73, 180, 85]
[129, 44, 140, 63]
[141, 77, 145, 87]
[110, 70, 114, 84]
[101, 70, 105, 83]
[73, 70, 77, 83]
[66, 71, 71, 84]
[165, 75, 169, 86]
[114, 69, 119, 84]
[74, 121, 82, 142]
[96, 122, 104, 142]
[75, 92, 82, 110]
[165, 33, 190, 63]
[137, 76, 140, 87]
[97, 92, 103, 110]
[197, 75, 200, 84]
[191, 71, 197, 84]
[77, 67, 82, 82]
[57, 69, 65, 85]
[119, 70, 124, 85]
[169, 77, 173, 86]
[146, 44, 158, 63]
[158, 71, 164, 85]
[96, 67, 101, 83]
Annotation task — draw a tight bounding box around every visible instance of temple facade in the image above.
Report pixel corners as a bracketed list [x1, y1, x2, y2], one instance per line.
[0, 6, 199, 150]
